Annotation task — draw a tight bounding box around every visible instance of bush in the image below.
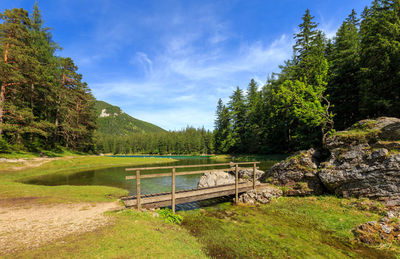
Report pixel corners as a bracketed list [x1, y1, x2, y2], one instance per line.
[0, 138, 10, 153]
[158, 208, 183, 224]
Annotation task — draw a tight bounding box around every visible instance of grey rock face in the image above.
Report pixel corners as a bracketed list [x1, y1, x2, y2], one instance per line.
[266, 117, 400, 205]
[264, 148, 325, 195]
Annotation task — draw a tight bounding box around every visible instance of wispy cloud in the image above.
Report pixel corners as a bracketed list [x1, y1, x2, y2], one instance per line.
[91, 31, 292, 130]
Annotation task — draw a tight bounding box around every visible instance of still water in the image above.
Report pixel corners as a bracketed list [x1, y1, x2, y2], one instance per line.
[25, 157, 277, 196]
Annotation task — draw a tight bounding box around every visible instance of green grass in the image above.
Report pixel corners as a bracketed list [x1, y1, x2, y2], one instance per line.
[9, 209, 207, 259]
[0, 147, 87, 159]
[181, 196, 399, 258]
[0, 156, 176, 203]
[232, 154, 289, 162]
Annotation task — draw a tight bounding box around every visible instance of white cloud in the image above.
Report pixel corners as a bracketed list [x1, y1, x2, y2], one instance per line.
[90, 32, 292, 130]
[133, 52, 153, 76]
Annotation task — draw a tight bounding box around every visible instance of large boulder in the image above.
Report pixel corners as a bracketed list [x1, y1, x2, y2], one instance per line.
[264, 148, 325, 196]
[319, 117, 400, 204]
[198, 171, 235, 188]
[265, 117, 400, 205]
[197, 168, 266, 188]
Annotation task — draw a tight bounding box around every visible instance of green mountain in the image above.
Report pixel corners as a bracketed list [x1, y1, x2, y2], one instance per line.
[94, 100, 165, 135]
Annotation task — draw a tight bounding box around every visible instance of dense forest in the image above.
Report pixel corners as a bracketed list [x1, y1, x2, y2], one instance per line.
[2, 0, 399, 156]
[0, 3, 96, 153]
[96, 127, 214, 155]
[214, 0, 400, 154]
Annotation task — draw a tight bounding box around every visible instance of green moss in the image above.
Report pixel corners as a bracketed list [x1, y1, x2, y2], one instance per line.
[181, 196, 398, 258]
[334, 129, 380, 143]
[351, 120, 378, 130]
[295, 182, 312, 192]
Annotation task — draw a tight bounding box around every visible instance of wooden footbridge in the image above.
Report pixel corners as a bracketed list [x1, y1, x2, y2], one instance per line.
[122, 162, 261, 212]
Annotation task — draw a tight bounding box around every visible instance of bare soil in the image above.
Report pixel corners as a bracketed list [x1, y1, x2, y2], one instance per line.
[0, 201, 122, 255]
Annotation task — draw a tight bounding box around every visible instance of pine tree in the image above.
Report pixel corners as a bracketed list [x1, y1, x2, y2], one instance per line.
[293, 9, 318, 84]
[214, 99, 232, 154]
[327, 10, 361, 129]
[0, 8, 39, 138]
[228, 87, 247, 153]
[244, 79, 262, 153]
[359, 0, 400, 118]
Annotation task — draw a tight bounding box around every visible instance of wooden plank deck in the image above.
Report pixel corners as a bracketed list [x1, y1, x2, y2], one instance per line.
[124, 161, 261, 212]
[121, 182, 268, 209]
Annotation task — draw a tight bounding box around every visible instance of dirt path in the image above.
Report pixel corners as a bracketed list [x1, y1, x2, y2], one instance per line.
[0, 201, 122, 255]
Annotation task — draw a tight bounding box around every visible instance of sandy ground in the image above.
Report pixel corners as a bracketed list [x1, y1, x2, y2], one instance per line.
[0, 157, 69, 171]
[0, 201, 122, 255]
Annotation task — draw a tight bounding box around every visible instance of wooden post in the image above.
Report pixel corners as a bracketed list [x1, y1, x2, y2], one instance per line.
[136, 170, 141, 211]
[235, 164, 239, 204]
[172, 167, 176, 213]
[253, 163, 256, 190]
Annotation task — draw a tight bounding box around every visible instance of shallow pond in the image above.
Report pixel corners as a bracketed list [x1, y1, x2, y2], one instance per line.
[25, 157, 279, 196]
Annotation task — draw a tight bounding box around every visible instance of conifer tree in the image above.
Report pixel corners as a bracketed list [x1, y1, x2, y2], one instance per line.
[228, 87, 246, 153]
[327, 10, 361, 129]
[244, 79, 262, 153]
[359, 0, 400, 118]
[214, 99, 232, 153]
[0, 8, 38, 137]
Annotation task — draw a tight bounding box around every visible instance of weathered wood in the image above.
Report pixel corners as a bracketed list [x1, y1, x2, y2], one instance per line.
[136, 170, 141, 211]
[172, 167, 176, 213]
[122, 182, 264, 208]
[124, 162, 262, 209]
[235, 164, 239, 204]
[136, 187, 256, 209]
[125, 162, 260, 171]
[125, 167, 259, 180]
[122, 182, 255, 206]
[253, 163, 256, 190]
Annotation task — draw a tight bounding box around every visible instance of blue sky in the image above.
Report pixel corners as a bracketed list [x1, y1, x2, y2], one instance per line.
[2, 0, 369, 130]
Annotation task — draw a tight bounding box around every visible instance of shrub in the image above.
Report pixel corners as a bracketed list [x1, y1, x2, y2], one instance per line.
[158, 208, 183, 224]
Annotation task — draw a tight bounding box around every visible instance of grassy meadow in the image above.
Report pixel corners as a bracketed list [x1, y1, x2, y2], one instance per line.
[0, 155, 176, 203]
[0, 155, 399, 258]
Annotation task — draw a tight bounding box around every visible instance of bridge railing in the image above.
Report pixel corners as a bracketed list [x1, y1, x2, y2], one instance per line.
[125, 162, 260, 212]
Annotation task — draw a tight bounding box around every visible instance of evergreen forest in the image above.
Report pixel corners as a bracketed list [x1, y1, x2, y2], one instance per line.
[1, 0, 400, 156]
[0, 4, 96, 153]
[214, 1, 400, 154]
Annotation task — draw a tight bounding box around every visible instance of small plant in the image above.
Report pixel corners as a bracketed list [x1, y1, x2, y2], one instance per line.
[158, 208, 183, 224]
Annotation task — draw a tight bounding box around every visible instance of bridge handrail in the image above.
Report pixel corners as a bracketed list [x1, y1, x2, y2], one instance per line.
[125, 161, 260, 212]
[125, 161, 260, 171]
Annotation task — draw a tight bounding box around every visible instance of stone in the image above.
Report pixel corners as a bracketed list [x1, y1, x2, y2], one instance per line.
[197, 168, 266, 188]
[265, 117, 400, 205]
[238, 186, 283, 204]
[197, 171, 235, 188]
[381, 224, 393, 234]
[263, 148, 325, 196]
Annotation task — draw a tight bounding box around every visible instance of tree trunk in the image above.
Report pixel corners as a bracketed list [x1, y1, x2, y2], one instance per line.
[0, 42, 10, 137]
[0, 83, 5, 137]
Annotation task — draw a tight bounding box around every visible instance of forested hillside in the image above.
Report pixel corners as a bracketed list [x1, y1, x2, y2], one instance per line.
[95, 100, 165, 135]
[96, 127, 214, 155]
[94, 101, 214, 155]
[0, 4, 96, 153]
[214, 0, 400, 154]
